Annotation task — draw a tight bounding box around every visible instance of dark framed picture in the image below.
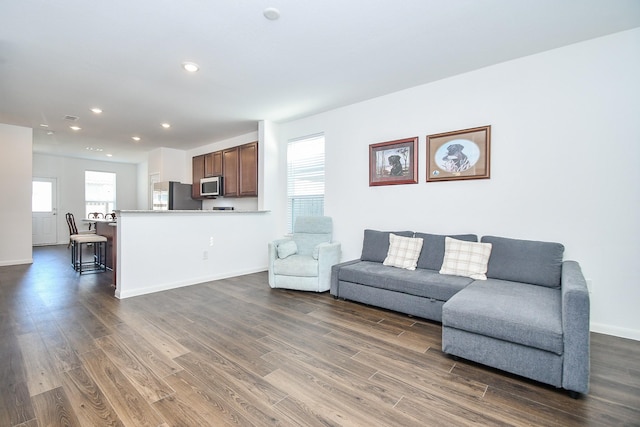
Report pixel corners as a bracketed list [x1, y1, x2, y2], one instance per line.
[426, 125, 491, 182]
[369, 137, 418, 186]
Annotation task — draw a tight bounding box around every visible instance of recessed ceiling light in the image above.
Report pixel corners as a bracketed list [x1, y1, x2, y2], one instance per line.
[47, 131, 54, 135]
[40, 123, 48, 128]
[132, 136, 141, 141]
[70, 125, 81, 131]
[182, 62, 199, 72]
[161, 123, 171, 129]
[106, 153, 113, 157]
[263, 7, 281, 20]
[91, 107, 103, 114]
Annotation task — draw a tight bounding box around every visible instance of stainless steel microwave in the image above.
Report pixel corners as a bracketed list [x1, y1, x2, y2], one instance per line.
[200, 176, 222, 197]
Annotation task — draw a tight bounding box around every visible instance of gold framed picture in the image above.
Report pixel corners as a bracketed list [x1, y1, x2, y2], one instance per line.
[426, 125, 491, 182]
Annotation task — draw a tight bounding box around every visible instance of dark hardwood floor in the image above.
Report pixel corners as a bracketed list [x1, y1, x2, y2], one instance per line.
[1, 245, 639, 426]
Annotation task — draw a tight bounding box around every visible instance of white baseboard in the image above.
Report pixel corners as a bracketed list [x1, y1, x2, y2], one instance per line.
[115, 267, 268, 299]
[0, 258, 33, 266]
[591, 323, 640, 341]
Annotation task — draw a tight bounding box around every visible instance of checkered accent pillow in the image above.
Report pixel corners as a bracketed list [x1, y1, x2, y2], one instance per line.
[383, 233, 424, 270]
[440, 237, 492, 280]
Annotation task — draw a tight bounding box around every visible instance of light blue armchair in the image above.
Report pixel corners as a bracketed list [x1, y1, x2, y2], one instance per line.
[268, 216, 341, 292]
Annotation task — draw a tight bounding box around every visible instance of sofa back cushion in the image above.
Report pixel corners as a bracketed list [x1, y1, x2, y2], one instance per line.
[481, 235, 564, 288]
[361, 229, 413, 263]
[414, 233, 478, 271]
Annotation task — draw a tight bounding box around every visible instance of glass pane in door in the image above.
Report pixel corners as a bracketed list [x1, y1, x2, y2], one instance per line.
[32, 181, 53, 212]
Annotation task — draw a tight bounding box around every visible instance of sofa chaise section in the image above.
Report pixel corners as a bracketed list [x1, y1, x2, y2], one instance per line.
[441, 236, 590, 396]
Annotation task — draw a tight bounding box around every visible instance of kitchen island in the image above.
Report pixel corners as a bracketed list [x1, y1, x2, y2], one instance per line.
[114, 209, 273, 299]
[95, 220, 117, 286]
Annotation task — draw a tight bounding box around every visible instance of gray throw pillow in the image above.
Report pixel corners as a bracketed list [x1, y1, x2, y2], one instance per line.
[481, 235, 564, 288]
[360, 229, 413, 263]
[415, 233, 478, 270]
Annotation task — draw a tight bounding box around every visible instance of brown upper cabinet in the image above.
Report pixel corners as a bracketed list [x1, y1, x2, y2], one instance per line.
[222, 147, 239, 197]
[238, 142, 258, 197]
[193, 141, 258, 199]
[205, 151, 222, 177]
[192, 154, 205, 198]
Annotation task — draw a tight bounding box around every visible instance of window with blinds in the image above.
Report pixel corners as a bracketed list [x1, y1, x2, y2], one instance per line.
[85, 171, 116, 217]
[287, 134, 325, 233]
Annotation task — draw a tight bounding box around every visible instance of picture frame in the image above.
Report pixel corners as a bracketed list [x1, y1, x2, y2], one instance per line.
[426, 125, 491, 182]
[369, 137, 418, 186]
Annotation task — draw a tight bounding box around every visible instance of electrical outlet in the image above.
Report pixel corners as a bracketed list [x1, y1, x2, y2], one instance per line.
[202, 250, 208, 260]
[209, 236, 214, 246]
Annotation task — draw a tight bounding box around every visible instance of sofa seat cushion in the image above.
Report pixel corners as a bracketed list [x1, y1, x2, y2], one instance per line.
[338, 261, 473, 301]
[443, 279, 563, 355]
[273, 255, 318, 277]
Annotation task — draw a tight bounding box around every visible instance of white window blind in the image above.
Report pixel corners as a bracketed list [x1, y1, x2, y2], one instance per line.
[85, 171, 116, 217]
[287, 134, 325, 233]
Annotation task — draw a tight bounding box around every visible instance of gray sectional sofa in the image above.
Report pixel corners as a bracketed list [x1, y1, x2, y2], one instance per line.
[330, 230, 590, 396]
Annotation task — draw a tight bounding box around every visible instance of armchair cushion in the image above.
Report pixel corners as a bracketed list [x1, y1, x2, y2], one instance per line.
[277, 240, 298, 259]
[292, 216, 333, 255]
[273, 255, 318, 277]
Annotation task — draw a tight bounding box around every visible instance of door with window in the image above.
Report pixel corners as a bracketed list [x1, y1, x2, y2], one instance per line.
[32, 177, 58, 245]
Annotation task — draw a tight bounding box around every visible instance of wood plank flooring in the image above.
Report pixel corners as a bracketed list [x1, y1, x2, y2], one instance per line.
[1, 245, 639, 426]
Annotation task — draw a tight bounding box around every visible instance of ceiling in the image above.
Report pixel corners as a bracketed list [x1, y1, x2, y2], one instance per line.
[1, 1, 639, 164]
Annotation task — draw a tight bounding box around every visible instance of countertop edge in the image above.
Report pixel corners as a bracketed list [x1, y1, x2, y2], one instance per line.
[116, 210, 271, 214]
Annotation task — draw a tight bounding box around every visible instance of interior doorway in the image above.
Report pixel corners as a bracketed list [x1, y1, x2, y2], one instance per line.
[32, 177, 58, 245]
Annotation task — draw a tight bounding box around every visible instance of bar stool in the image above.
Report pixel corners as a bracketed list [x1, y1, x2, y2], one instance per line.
[71, 234, 108, 274]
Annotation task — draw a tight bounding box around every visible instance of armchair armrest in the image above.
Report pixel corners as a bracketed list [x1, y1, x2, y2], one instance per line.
[268, 238, 293, 287]
[561, 260, 590, 394]
[316, 242, 341, 292]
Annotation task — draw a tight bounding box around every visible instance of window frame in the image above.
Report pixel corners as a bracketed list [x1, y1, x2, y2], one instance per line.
[286, 134, 325, 233]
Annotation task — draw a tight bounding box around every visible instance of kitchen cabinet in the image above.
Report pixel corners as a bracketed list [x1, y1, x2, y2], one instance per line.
[205, 151, 222, 177]
[192, 154, 205, 198]
[238, 142, 258, 197]
[222, 142, 258, 197]
[194, 142, 258, 198]
[222, 147, 239, 197]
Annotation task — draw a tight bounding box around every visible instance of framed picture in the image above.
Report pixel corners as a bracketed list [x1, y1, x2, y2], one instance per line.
[426, 125, 491, 182]
[369, 137, 418, 186]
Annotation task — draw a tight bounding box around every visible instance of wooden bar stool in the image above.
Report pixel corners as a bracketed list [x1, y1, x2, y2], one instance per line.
[71, 234, 107, 274]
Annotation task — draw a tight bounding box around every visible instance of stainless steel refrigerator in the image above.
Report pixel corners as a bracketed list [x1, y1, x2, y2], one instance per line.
[152, 182, 202, 210]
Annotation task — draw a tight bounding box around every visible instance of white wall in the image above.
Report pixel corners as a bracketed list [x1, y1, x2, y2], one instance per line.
[148, 147, 189, 183]
[0, 124, 33, 266]
[116, 210, 274, 298]
[32, 153, 139, 244]
[277, 29, 640, 340]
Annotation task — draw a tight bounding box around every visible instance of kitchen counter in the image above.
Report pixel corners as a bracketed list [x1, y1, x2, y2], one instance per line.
[117, 209, 270, 214]
[113, 209, 274, 299]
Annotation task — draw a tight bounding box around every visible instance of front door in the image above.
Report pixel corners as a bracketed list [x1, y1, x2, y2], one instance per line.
[32, 177, 58, 245]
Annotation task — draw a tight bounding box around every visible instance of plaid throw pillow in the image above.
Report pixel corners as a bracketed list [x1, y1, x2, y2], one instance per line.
[440, 237, 492, 280]
[383, 233, 424, 270]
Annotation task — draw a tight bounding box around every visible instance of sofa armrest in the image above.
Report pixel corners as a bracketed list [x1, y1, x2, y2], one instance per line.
[316, 242, 342, 292]
[330, 259, 363, 297]
[268, 238, 293, 287]
[561, 260, 590, 394]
